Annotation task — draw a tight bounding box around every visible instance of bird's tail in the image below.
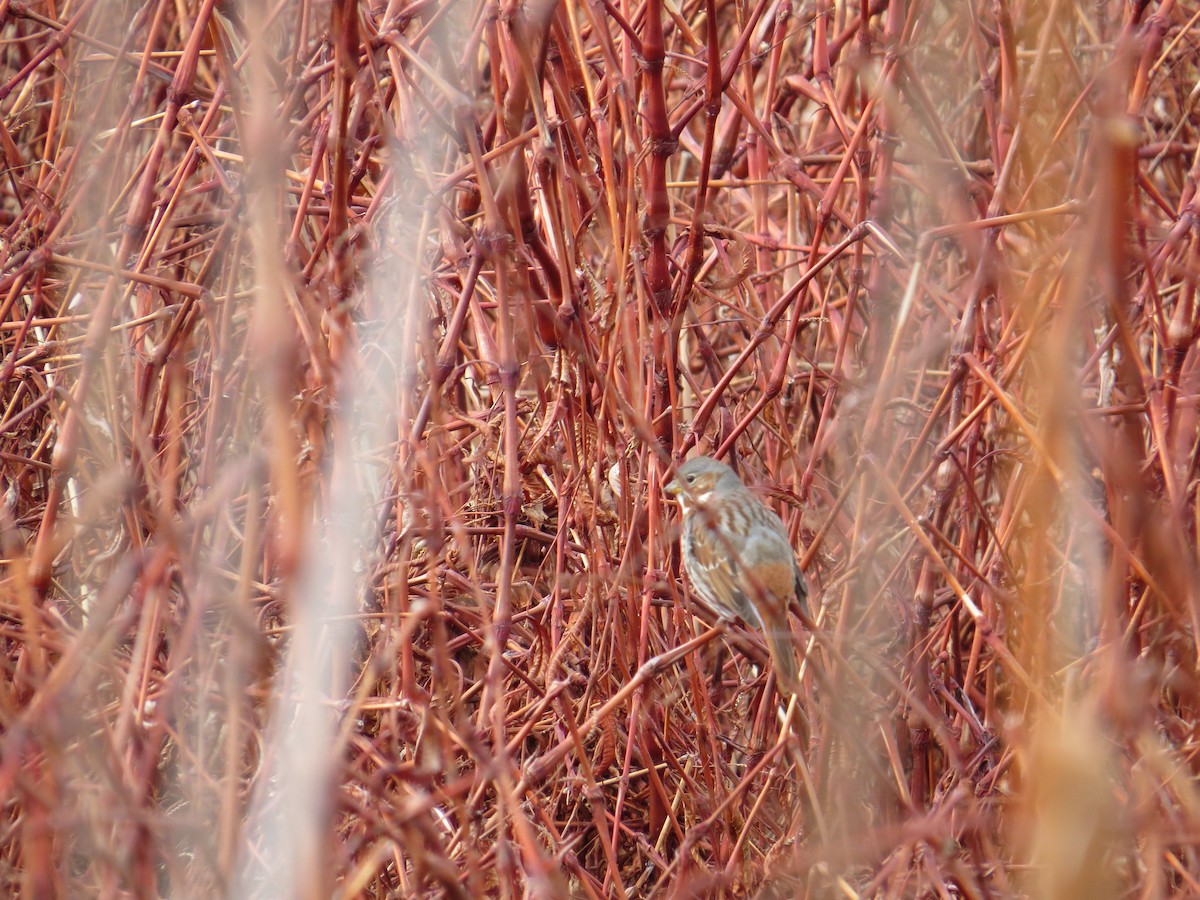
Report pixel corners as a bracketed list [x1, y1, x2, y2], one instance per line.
[766, 625, 800, 695]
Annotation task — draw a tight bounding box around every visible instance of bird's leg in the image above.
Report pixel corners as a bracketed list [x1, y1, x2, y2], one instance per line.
[711, 617, 775, 697]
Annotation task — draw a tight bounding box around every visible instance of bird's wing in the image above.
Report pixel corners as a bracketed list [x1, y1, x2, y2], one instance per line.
[741, 519, 796, 588]
[740, 509, 807, 613]
[738, 514, 802, 690]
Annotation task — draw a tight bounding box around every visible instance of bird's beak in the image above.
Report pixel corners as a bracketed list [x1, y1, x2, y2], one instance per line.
[663, 478, 681, 498]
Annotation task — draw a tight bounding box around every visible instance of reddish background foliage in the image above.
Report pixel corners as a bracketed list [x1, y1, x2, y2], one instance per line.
[2, 0, 1199, 896]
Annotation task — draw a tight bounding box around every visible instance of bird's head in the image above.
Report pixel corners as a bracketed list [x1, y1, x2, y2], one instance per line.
[664, 456, 742, 512]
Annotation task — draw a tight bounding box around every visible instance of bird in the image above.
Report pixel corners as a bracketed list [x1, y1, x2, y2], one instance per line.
[664, 456, 806, 694]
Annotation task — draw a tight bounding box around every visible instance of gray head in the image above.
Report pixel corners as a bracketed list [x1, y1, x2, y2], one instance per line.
[663, 456, 744, 510]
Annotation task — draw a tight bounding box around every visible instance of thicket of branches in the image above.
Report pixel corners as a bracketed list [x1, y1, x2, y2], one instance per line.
[2, 0, 1199, 896]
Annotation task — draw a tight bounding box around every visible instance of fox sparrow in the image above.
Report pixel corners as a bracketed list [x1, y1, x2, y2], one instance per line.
[664, 456, 806, 693]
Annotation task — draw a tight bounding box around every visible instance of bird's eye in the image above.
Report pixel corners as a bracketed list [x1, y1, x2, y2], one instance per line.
[685, 474, 696, 484]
